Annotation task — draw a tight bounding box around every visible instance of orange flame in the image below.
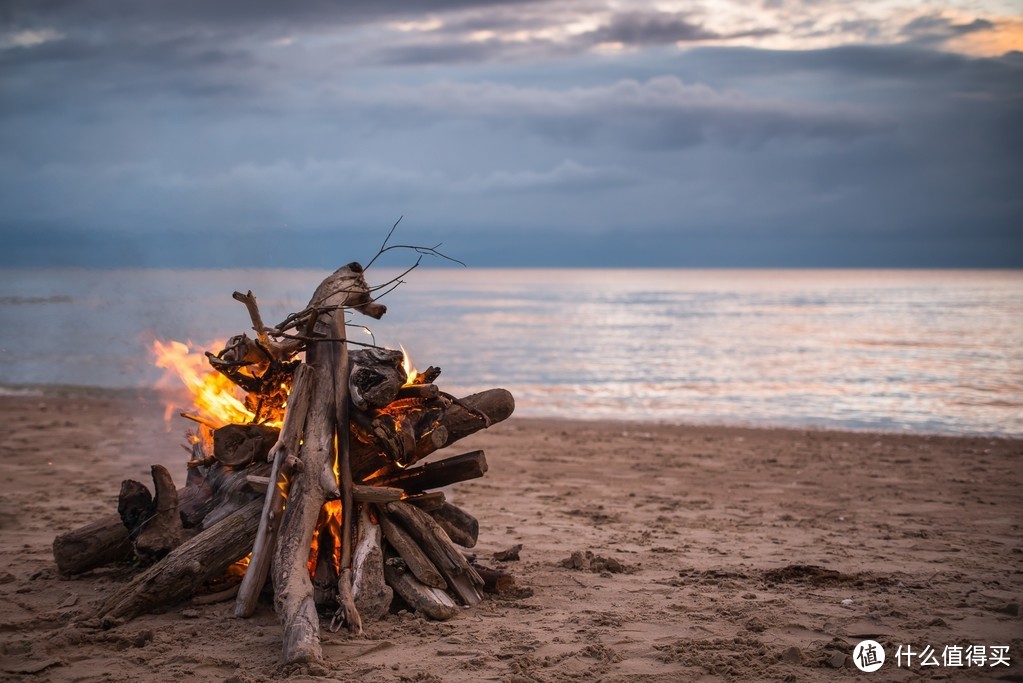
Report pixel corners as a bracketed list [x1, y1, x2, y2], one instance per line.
[400, 343, 418, 386]
[152, 339, 256, 429]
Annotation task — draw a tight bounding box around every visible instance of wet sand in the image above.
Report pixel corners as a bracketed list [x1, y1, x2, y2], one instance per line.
[1, 387, 1021, 681]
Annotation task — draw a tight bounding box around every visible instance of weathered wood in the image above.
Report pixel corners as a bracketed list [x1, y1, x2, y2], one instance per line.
[55, 460, 260, 575]
[404, 491, 446, 512]
[232, 361, 310, 629]
[98, 499, 262, 624]
[133, 465, 188, 562]
[366, 451, 488, 493]
[117, 480, 152, 533]
[213, 424, 280, 468]
[351, 389, 513, 480]
[349, 348, 405, 410]
[329, 312, 361, 635]
[235, 364, 314, 619]
[385, 501, 483, 605]
[396, 384, 440, 401]
[470, 563, 515, 593]
[383, 556, 459, 621]
[53, 513, 133, 575]
[352, 505, 391, 621]
[378, 509, 446, 589]
[352, 485, 404, 504]
[431, 503, 479, 549]
[272, 335, 337, 664]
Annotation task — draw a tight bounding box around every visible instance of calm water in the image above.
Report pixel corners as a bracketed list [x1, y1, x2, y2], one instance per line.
[1, 268, 1021, 436]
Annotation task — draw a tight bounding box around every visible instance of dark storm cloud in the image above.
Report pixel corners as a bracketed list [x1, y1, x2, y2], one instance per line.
[1, 0, 1021, 267]
[346, 77, 888, 148]
[0, 0, 542, 35]
[584, 11, 721, 44]
[900, 14, 996, 46]
[580, 11, 777, 46]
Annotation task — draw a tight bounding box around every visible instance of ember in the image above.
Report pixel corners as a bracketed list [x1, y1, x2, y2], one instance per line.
[52, 261, 515, 664]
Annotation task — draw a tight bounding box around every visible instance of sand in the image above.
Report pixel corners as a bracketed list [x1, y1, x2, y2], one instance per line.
[1, 387, 1021, 682]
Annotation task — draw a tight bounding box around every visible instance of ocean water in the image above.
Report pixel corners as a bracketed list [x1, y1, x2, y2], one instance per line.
[1, 268, 1021, 436]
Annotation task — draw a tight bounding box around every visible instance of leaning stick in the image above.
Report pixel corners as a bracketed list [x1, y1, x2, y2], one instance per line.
[330, 313, 362, 634]
[272, 335, 337, 664]
[234, 363, 314, 618]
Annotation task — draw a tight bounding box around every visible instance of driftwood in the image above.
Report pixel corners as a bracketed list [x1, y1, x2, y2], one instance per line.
[351, 506, 391, 621]
[214, 424, 280, 468]
[383, 553, 459, 621]
[431, 502, 479, 548]
[54, 459, 257, 575]
[271, 341, 337, 664]
[367, 451, 488, 493]
[351, 389, 512, 480]
[385, 501, 482, 606]
[99, 499, 262, 624]
[329, 312, 361, 635]
[378, 509, 446, 589]
[234, 363, 314, 618]
[53, 513, 133, 575]
[352, 485, 403, 504]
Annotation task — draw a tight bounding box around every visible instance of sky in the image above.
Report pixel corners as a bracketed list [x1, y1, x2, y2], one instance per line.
[1, 0, 1021, 267]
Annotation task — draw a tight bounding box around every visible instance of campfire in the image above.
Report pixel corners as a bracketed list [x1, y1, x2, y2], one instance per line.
[52, 262, 515, 663]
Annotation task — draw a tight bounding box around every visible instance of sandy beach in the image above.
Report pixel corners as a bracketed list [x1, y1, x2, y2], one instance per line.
[1, 387, 1021, 682]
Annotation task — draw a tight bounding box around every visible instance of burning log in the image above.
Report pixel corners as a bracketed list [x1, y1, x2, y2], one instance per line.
[54, 258, 516, 666]
[213, 424, 280, 468]
[234, 363, 314, 618]
[366, 450, 488, 493]
[271, 331, 340, 663]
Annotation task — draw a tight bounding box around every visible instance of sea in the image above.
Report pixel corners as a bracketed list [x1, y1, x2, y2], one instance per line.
[1, 268, 1021, 437]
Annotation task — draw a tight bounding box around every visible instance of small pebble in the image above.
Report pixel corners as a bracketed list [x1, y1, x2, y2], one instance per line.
[179, 609, 200, 619]
[827, 651, 848, 668]
[995, 602, 1021, 617]
[781, 646, 802, 664]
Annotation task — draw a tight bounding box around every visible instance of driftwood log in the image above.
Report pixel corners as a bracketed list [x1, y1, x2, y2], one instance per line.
[99, 499, 262, 623]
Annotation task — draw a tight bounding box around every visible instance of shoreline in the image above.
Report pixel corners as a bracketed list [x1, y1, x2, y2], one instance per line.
[3, 382, 1021, 441]
[1, 392, 1021, 680]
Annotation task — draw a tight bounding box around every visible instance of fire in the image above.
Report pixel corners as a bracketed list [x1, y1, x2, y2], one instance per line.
[152, 339, 257, 429]
[400, 343, 418, 386]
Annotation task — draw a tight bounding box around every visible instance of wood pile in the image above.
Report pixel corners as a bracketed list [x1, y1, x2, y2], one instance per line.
[51, 262, 515, 663]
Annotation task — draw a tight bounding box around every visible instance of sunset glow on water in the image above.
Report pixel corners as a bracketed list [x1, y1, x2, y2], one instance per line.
[2, 268, 1021, 436]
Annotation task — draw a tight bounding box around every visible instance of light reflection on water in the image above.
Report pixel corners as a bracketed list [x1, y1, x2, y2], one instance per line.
[1, 268, 1021, 436]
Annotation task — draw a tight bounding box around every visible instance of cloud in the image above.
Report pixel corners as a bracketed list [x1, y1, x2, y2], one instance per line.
[579, 11, 776, 46]
[901, 14, 995, 43]
[347, 76, 888, 148]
